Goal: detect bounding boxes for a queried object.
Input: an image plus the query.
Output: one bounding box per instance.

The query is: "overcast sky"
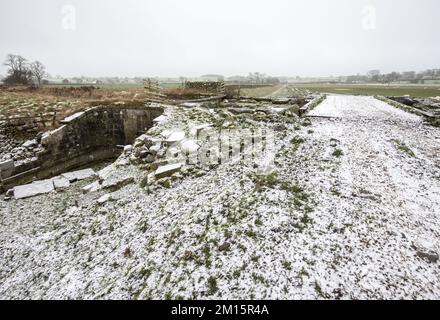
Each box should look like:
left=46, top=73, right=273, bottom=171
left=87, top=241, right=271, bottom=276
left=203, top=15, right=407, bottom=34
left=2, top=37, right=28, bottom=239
left=0, top=0, right=439, bottom=77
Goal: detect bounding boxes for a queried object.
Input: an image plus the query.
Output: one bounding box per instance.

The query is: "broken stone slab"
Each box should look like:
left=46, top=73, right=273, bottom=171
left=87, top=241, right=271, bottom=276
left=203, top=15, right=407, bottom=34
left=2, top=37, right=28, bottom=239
left=22, top=139, right=37, bottom=149
left=180, top=102, right=201, bottom=108
left=103, top=176, right=135, bottom=192
left=153, top=115, right=167, bottom=123
left=166, top=131, right=186, bottom=144
left=41, top=125, right=66, bottom=146
left=62, top=168, right=97, bottom=183
left=61, top=111, right=85, bottom=124
left=180, top=140, right=200, bottom=154
left=14, top=179, right=55, bottom=199
left=190, top=124, right=212, bottom=136
left=98, top=165, right=136, bottom=192
left=82, top=181, right=101, bottom=194
left=53, top=176, right=71, bottom=189
left=149, top=144, right=162, bottom=155
left=124, top=145, right=133, bottom=154
left=155, top=163, right=182, bottom=179
left=97, top=194, right=112, bottom=204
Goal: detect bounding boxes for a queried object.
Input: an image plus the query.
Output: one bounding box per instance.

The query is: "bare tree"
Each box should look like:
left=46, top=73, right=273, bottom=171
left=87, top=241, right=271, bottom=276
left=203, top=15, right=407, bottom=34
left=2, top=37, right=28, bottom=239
left=30, top=61, right=47, bottom=86
left=3, top=54, right=32, bottom=85
left=3, top=54, right=28, bottom=73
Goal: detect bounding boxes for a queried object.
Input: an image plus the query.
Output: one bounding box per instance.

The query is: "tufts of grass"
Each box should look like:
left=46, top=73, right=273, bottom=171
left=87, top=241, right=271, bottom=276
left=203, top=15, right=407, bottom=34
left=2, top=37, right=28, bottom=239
left=290, top=136, right=305, bottom=151
left=392, top=139, right=415, bottom=157
left=254, top=171, right=279, bottom=191
left=207, top=276, right=218, bottom=295
left=282, top=260, right=292, bottom=271
left=332, top=149, right=344, bottom=157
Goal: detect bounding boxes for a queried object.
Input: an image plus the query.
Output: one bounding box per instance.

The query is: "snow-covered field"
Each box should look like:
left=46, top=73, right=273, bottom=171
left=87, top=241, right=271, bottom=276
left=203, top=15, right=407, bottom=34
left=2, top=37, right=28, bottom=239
left=0, top=95, right=439, bottom=300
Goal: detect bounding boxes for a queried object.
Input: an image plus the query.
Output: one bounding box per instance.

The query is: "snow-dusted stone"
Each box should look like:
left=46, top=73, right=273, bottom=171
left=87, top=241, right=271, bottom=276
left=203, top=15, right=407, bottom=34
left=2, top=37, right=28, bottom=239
left=149, top=144, right=161, bottom=155
left=62, top=168, right=96, bottom=182
left=82, top=181, right=101, bottom=194
left=155, top=163, right=182, bottom=179
left=124, top=145, right=133, bottom=154
left=97, top=194, right=111, bottom=204
left=166, top=131, right=186, bottom=144
left=0, top=159, right=14, bottom=176
left=14, top=180, right=55, bottom=199
left=60, top=112, right=85, bottom=124
left=413, top=240, right=439, bottom=263
left=153, top=115, right=167, bottom=123
left=22, top=139, right=37, bottom=149
left=180, top=140, right=200, bottom=154
left=134, top=135, right=156, bottom=149
left=190, top=124, right=212, bottom=136
left=160, top=130, right=172, bottom=138
left=53, top=176, right=70, bottom=189
left=181, top=102, right=201, bottom=108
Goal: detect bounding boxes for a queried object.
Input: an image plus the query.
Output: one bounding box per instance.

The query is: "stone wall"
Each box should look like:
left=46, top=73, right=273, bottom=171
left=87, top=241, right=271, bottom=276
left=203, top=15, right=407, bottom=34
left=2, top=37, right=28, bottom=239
left=0, top=104, right=163, bottom=192
left=184, top=81, right=225, bottom=94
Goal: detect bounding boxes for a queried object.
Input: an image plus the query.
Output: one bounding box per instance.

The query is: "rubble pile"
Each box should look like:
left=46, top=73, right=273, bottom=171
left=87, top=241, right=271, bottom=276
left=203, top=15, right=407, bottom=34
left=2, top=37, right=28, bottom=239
left=0, top=121, right=43, bottom=164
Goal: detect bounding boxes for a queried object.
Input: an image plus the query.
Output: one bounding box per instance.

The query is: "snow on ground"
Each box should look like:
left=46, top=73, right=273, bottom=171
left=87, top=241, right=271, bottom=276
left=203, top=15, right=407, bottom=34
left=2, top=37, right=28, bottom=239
left=0, top=95, right=439, bottom=300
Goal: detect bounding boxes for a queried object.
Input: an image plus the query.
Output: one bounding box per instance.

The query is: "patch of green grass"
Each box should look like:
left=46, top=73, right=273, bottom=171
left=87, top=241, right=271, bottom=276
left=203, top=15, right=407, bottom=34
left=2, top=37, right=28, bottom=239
left=392, top=139, right=415, bottom=157
left=233, top=270, right=241, bottom=279
left=290, top=136, right=305, bottom=151
left=282, top=260, right=292, bottom=271
left=252, top=273, right=267, bottom=285
left=255, top=217, right=263, bottom=226
left=254, top=171, right=279, bottom=190
left=290, top=136, right=305, bottom=145
left=139, top=267, right=152, bottom=279
left=245, top=229, right=258, bottom=239
left=207, top=276, right=218, bottom=295
left=164, top=292, right=173, bottom=300
left=298, top=267, right=309, bottom=278
left=203, top=244, right=212, bottom=268
left=301, top=118, right=312, bottom=127
left=332, top=149, right=344, bottom=157
left=300, top=212, right=313, bottom=225
left=314, top=281, right=324, bottom=297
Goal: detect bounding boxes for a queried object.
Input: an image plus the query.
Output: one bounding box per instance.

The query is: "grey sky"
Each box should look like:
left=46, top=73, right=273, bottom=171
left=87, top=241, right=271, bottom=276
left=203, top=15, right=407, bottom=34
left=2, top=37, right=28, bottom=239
left=0, top=0, right=439, bottom=77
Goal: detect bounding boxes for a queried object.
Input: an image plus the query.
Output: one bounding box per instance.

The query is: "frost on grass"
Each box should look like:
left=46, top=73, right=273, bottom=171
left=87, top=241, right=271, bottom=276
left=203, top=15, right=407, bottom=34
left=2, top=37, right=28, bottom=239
left=1, top=96, right=440, bottom=300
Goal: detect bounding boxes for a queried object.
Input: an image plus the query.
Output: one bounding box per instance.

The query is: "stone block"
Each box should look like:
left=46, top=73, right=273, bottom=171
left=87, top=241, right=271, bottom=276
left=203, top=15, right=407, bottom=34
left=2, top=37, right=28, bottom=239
left=166, top=131, right=186, bottom=144
left=53, top=176, right=71, bottom=189
left=62, top=168, right=96, bottom=182
left=14, top=180, right=55, bottom=199
left=0, top=159, right=15, bottom=179
left=155, top=163, right=182, bottom=179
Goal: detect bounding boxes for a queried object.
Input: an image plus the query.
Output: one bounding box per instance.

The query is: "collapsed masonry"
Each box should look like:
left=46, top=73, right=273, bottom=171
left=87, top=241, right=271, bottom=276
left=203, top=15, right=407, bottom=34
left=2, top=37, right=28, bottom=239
left=2, top=95, right=314, bottom=198
left=0, top=104, right=163, bottom=192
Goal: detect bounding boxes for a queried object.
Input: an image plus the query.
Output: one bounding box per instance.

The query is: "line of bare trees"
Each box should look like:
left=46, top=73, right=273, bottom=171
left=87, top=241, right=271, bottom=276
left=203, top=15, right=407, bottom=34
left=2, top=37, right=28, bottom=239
left=2, top=54, right=48, bottom=86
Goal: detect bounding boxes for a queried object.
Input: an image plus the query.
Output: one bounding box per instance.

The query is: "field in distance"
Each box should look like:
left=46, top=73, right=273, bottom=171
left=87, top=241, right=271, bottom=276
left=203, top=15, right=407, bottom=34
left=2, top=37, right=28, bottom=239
left=290, top=83, right=440, bottom=98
